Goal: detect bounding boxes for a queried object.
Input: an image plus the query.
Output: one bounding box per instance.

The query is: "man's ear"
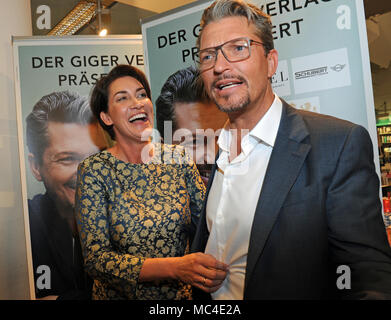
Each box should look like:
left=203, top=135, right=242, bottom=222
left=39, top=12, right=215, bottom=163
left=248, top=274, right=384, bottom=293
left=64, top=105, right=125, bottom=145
left=28, top=153, right=43, bottom=182
left=267, top=49, right=279, bottom=79
left=100, top=111, right=113, bottom=126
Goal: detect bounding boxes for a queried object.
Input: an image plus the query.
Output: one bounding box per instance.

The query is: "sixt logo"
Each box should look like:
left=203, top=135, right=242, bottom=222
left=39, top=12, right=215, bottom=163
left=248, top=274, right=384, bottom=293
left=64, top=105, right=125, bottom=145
left=330, top=64, right=346, bottom=72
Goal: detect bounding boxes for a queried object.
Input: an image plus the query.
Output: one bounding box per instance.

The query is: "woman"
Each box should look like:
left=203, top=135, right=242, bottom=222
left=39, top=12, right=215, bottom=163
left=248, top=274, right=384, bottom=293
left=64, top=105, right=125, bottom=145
left=75, top=65, right=227, bottom=300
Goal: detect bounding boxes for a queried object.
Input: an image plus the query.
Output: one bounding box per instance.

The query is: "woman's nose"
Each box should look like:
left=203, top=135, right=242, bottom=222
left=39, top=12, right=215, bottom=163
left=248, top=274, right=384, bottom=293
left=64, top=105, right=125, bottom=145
left=130, top=97, right=143, bottom=109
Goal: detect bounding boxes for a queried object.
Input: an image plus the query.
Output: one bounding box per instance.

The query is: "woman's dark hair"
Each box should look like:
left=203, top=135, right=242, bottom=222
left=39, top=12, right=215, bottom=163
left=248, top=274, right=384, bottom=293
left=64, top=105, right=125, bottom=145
left=90, top=64, right=152, bottom=140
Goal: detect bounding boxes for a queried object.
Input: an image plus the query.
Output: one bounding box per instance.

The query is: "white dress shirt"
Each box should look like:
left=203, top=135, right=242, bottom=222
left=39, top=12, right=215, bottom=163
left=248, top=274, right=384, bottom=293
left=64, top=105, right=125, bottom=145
left=205, top=94, right=282, bottom=300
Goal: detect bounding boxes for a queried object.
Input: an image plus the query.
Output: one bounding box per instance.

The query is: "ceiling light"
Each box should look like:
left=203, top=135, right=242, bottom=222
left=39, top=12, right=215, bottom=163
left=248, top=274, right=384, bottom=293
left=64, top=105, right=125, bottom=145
left=47, top=0, right=115, bottom=36
left=99, top=28, right=108, bottom=36
left=48, top=1, right=97, bottom=36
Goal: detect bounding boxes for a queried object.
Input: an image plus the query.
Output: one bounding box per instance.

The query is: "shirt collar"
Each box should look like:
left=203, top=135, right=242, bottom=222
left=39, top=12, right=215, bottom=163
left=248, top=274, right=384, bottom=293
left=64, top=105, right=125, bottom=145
left=249, top=94, right=282, bottom=147
left=217, top=94, right=283, bottom=152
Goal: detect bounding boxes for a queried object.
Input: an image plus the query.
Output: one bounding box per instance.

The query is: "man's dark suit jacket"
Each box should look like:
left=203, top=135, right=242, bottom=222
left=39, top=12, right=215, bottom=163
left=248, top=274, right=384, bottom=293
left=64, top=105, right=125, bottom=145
left=191, top=100, right=391, bottom=299
left=29, top=193, right=92, bottom=299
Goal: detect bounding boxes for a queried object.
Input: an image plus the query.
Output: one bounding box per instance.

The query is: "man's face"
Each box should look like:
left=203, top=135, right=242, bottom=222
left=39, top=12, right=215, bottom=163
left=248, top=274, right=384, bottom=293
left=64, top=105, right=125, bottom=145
left=29, top=122, right=107, bottom=216
left=199, top=16, right=278, bottom=116
left=174, top=101, right=227, bottom=181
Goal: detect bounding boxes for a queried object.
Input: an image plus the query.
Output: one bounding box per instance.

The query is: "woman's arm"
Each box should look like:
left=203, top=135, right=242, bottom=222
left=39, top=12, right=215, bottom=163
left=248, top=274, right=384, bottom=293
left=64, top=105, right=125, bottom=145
left=75, top=159, right=146, bottom=296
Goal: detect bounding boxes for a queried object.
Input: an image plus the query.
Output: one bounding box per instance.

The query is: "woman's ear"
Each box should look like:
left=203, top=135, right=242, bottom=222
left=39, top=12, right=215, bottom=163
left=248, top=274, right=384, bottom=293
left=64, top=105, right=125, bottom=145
left=100, top=111, right=113, bottom=126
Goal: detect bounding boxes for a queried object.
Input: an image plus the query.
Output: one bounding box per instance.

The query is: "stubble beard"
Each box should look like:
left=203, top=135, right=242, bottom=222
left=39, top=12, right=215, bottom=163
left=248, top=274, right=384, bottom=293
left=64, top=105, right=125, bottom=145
left=214, top=93, right=250, bottom=114
left=210, top=75, right=251, bottom=114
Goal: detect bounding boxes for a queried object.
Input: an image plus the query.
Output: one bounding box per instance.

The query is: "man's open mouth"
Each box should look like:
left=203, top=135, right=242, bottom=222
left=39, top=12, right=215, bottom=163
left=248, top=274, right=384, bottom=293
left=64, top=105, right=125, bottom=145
left=214, top=76, right=245, bottom=91
left=217, top=81, right=243, bottom=90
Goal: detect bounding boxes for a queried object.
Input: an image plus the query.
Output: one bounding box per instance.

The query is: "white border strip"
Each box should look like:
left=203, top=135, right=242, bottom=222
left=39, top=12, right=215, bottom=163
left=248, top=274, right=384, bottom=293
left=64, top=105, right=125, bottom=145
left=12, top=40, right=36, bottom=300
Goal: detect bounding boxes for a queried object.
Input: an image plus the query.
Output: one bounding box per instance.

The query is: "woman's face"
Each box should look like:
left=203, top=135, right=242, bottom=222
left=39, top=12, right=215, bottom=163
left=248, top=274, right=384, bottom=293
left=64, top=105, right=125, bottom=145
left=100, top=76, right=154, bottom=144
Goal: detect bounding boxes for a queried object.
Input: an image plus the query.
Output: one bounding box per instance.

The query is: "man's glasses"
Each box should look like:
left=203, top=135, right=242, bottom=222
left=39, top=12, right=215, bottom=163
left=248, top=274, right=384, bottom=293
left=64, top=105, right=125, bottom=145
left=195, top=37, right=264, bottom=72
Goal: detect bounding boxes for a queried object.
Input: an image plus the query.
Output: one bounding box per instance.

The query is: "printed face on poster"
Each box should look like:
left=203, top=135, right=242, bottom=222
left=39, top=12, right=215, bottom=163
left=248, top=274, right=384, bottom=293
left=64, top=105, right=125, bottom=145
left=13, top=35, right=144, bottom=299
left=141, top=0, right=378, bottom=174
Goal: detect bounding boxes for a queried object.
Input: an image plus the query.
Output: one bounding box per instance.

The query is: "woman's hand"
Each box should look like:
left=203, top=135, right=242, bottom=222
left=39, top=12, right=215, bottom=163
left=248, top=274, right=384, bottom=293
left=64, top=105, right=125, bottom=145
left=171, top=252, right=229, bottom=293
left=139, top=253, right=228, bottom=293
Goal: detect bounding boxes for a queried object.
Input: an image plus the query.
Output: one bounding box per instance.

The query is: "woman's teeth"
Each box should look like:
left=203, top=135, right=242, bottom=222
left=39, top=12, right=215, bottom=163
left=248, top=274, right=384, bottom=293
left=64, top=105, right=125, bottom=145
left=129, top=113, right=147, bottom=122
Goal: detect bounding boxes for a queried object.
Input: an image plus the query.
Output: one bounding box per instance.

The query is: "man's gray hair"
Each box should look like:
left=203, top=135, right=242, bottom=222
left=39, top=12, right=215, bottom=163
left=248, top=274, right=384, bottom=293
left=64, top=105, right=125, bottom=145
left=26, top=90, right=96, bottom=164
left=197, top=0, right=274, bottom=55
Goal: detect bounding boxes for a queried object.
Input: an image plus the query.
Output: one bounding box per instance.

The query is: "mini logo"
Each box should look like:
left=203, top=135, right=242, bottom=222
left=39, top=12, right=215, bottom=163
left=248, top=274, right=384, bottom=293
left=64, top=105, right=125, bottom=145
left=330, top=64, right=346, bottom=72
left=295, top=66, right=328, bottom=80
left=291, top=48, right=351, bottom=94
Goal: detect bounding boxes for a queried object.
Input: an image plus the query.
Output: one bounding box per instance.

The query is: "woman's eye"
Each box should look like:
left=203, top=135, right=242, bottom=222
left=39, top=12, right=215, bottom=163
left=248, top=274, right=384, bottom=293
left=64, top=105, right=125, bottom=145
left=116, top=96, right=127, bottom=102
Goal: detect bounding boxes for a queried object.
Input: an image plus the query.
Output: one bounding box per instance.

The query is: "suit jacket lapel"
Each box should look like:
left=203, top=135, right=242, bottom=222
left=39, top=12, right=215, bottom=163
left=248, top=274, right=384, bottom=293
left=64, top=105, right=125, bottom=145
left=244, top=102, right=312, bottom=292
left=191, top=161, right=218, bottom=252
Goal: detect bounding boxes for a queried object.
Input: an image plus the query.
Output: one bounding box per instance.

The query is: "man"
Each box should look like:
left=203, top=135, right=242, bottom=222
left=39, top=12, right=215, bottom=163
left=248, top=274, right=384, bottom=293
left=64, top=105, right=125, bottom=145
left=156, top=66, right=227, bottom=184
left=191, top=0, right=391, bottom=299
left=26, top=91, right=108, bottom=299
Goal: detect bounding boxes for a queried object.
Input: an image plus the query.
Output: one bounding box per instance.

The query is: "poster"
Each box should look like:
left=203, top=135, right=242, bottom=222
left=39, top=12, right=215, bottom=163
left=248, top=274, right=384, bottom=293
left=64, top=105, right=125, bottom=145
left=13, top=35, right=144, bottom=299
left=142, top=0, right=212, bottom=108
left=141, top=0, right=378, bottom=176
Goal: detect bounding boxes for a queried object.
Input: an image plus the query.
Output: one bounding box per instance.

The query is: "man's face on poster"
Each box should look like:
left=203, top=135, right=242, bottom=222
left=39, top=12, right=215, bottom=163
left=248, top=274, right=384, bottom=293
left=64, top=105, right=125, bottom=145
left=174, top=101, right=227, bottom=181
left=29, top=121, right=107, bottom=217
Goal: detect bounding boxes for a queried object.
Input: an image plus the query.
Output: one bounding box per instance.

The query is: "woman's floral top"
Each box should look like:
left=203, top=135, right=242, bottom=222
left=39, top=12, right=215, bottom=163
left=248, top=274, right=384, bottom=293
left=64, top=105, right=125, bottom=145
left=75, top=143, right=205, bottom=300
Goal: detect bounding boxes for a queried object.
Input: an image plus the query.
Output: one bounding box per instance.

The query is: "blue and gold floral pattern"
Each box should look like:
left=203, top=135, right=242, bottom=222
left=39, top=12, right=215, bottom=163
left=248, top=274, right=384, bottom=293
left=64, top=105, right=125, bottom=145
left=75, top=143, right=205, bottom=300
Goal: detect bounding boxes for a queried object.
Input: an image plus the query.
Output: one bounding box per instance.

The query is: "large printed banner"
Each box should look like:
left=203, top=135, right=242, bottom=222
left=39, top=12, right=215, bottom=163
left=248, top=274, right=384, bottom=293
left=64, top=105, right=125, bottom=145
left=141, top=0, right=378, bottom=172
left=14, top=35, right=144, bottom=198
left=13, top=35, right=144, bottom=299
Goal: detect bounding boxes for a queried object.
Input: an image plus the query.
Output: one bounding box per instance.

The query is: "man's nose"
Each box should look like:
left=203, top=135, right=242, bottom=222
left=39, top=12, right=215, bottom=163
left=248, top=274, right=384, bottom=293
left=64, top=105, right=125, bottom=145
left=213, top=49, right=231, bottom=73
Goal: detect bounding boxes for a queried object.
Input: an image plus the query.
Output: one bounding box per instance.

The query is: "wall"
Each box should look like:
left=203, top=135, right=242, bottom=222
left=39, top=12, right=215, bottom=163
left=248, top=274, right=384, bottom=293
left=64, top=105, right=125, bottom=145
left=78, top=2, right=156, bottom=35
left=372, top=63, right=391, bottom=114
left=0, top=0, right=34, bottom=299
